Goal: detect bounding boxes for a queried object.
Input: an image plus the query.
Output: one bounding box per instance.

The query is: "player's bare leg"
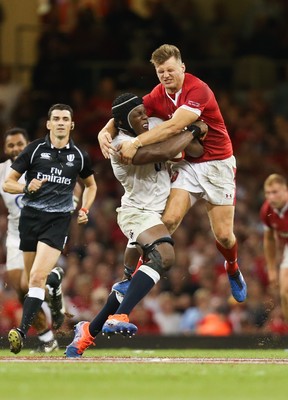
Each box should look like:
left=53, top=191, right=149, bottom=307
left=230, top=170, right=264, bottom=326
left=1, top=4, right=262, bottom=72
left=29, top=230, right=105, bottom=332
left=207, top=203, right=247, bottom=302
left=162, top=188, right=192, bottom=234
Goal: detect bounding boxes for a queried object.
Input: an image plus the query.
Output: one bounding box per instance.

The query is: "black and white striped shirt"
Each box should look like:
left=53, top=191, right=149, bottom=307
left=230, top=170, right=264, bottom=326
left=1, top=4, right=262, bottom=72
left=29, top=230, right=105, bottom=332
left=11, top=135, right=94, bottom=213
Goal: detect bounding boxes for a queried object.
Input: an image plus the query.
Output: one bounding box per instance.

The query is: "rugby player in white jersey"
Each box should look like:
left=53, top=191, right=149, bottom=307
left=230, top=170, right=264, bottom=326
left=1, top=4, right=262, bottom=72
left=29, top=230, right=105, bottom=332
left=65, top=93, right=207, bottom=357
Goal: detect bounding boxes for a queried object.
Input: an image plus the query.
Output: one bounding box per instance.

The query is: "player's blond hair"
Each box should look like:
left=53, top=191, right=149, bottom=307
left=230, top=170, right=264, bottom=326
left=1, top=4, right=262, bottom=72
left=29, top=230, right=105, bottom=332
left=150, top=44, right=182, bottom=67
left=264, top=173, right=287, bottom=188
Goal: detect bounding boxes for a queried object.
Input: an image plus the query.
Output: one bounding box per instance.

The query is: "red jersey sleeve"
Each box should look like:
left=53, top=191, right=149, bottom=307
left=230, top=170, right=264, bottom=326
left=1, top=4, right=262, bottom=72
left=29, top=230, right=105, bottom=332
left=260, top=200, right=288, bottom=244
left=143, top=73, right=233, bottom=162
left=260, top=201, right=272, bottom=228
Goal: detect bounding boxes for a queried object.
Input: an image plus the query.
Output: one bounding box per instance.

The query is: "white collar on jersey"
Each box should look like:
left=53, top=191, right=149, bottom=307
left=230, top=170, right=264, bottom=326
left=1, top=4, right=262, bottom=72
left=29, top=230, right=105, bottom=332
left=50, top=142, right=71, bottom=149
left=165, top=88, right=182, bottom=106
left=273, top=202, right=288, bottom=218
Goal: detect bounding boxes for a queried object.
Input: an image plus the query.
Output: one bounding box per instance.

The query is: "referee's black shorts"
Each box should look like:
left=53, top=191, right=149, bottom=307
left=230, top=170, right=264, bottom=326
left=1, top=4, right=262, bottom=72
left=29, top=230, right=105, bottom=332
left=19, top=206, right=72, bottom=252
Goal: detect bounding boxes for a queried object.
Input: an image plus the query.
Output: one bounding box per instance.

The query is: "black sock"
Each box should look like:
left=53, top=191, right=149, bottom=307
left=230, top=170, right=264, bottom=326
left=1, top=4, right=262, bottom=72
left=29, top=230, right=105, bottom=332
left=19, top=297, right=44, bottom=336
left=89, top=291, right=120, bottom=337
left=116, top=270, right=155, bottom=315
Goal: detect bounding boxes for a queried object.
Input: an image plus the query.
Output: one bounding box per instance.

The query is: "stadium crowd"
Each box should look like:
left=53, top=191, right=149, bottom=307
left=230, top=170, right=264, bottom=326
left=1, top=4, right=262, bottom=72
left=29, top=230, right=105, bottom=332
left=0, top=0, right=288, bottom=337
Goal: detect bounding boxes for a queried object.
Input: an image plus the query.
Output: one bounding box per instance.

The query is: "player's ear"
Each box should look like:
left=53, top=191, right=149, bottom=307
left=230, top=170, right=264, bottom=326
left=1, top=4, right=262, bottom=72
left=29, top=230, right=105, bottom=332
left=46, top=120, right=51, bottom=130
left=71, top=122, right=75, bottom=130
left=182, top=63, right=186, bottom=73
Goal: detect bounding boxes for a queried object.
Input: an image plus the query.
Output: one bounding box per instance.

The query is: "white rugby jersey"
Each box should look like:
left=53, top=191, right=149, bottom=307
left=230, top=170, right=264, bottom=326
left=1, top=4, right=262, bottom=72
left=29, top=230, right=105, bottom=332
left=110, top=117, right=171, bottom=213
left=0, top=159, right=25, bottom=245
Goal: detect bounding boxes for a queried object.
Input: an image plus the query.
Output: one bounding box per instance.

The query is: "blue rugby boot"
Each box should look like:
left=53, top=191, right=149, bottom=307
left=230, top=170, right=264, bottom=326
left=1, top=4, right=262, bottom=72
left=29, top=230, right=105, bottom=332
left=102, top=314, right=138, bottom=338
left=112, top=279, right=131, bottom=296
left=225, top=262, right=247, bottom=302
left=65, top=321, right=95, bottom=358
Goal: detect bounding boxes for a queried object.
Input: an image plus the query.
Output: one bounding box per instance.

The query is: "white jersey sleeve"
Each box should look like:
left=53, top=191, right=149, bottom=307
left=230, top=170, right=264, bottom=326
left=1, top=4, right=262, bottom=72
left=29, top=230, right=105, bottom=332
left=110, top=119, right=170, bottom=213
left=0, top=159, right=25, bottom=245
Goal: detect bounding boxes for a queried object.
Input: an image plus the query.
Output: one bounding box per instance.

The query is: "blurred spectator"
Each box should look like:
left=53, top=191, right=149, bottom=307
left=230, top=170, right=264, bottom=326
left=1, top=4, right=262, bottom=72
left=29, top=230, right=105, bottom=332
left=262, top=305, right=288, bottom=335
left=69, top=5, right=108, bottom=61
left=245, top=280, right=270, bottom=330
left=180, top=288, right=213, bottom=335
left=164, top=0, right=205, bottom=60
left=90, top=286, right=109, bottom=317
left=128, top=0, right=181, bottom=63
left=161, top=265, right=199, bottom=313
left=103, top=0, right=141, bottom=61
left=31, top=18, right=75, bottom=112
left=1, top=0, right=288, bottom=339
left=0, top=288, right=22, bottom=334
left=66, top=273, right=94, bottom=323
left=75, top=76, right=117, bottom=161
left=130, top=301, right=160, bottom=335
left=195, top=304, right=233, bottom=336
left=153, top=292, right=182, bottom=335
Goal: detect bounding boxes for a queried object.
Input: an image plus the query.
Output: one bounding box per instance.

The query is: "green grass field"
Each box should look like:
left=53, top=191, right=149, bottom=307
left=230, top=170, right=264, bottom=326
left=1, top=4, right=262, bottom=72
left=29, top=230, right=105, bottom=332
left=1, top=349, right=288, bottom=400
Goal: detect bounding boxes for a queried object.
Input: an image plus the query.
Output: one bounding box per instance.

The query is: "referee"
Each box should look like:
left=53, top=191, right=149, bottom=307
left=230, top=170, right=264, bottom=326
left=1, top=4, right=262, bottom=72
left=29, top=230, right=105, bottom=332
left=3, top=103, right=97, bottom=354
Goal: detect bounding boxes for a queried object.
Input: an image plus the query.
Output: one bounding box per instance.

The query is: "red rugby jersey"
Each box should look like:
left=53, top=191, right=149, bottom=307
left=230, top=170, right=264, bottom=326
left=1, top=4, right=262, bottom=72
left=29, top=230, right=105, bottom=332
left=143, top=73, right=233, bottom=163
left=260, top=200, right=288, bottom=244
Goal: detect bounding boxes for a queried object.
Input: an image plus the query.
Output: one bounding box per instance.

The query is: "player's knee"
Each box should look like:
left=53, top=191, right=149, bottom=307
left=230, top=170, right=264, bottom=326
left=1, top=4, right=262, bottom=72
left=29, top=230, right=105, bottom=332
left=162, top=214, right=181, bottom=235
left=135, top=237, right=175, bottom=276
left=160, top=246, right=175, bottom=271
left=214, top=230, right=235, bottom=249
left=217, top=238, right=231, bottom=249
left=29, top=270, right=47, bottom=288
left=146, top=244, right=175, bottom=275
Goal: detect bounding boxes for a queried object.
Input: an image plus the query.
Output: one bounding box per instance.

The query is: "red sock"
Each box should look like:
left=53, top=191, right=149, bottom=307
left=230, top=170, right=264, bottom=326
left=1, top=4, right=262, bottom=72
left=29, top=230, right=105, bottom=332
left=216, top=240, right=239, bottom=275
left=132, top=256, right=143, bottom=277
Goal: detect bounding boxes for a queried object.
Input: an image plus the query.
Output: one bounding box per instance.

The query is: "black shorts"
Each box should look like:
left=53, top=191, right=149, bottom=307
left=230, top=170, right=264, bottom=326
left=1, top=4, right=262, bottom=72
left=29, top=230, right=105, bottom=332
left=19, top=206, right=72, bottom=252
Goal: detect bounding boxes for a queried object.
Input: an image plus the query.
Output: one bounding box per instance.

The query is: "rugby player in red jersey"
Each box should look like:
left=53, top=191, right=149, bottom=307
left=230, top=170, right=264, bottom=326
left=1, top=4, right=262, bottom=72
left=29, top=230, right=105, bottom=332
left=98, top=44, right=247, bottom=303
left=260, top=174, right=288, bottom=320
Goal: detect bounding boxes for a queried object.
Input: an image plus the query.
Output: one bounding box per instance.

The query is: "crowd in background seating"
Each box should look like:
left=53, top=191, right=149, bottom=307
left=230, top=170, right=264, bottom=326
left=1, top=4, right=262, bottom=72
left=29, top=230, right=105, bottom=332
left=0, top=0, right=288, bottom=336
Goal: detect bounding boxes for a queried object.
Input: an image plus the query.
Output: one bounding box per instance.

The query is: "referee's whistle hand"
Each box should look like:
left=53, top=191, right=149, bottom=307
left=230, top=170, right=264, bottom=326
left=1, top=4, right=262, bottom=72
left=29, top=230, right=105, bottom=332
left=77, top=211, right=88, bottom=225
left=28, top=178, right=48, bottom=192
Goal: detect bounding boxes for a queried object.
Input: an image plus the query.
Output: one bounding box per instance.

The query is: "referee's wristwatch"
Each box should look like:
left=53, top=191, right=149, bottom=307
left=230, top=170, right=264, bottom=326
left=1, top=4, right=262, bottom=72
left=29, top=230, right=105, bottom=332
left=23, top=184, right=35, bottom=195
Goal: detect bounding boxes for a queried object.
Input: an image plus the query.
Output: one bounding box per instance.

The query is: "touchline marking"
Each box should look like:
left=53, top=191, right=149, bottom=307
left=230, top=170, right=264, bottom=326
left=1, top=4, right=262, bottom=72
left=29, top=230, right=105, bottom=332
left=1, top=357, right=288, bottom=364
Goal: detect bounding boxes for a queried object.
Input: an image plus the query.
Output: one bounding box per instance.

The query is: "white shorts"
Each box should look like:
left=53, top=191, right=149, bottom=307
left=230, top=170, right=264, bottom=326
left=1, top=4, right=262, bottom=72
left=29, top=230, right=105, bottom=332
left=170, top=156, right=236, bottom=205
left=117, top=207, right=164, bottom=242
left=280, top=244, right=288, bottom=269
left=6, top=245, right=24, bottom=271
